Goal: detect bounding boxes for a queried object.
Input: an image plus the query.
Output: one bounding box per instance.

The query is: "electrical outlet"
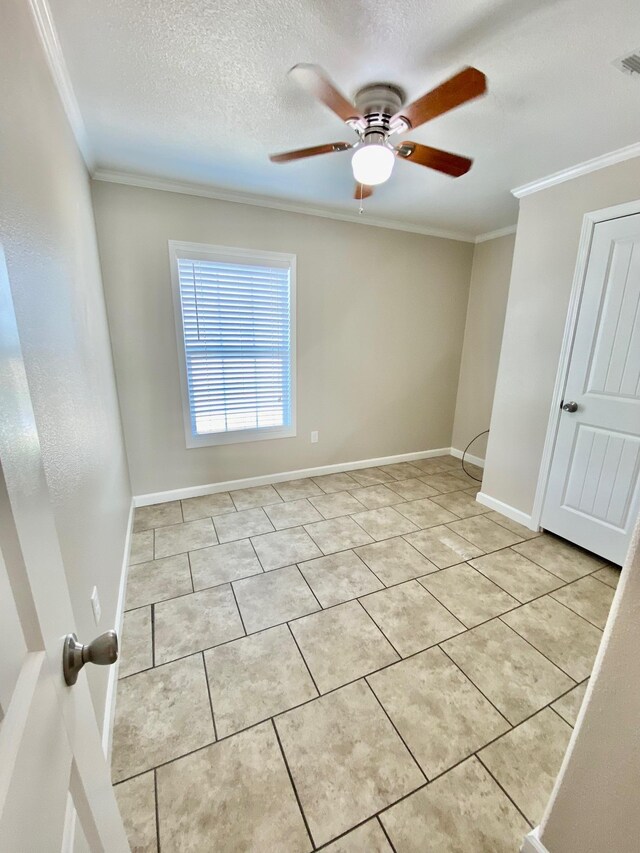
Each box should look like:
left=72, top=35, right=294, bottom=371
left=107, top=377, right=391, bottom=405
left=311, top=430, right=319, bottom=443
left=90, top=586, right=101, bottom=625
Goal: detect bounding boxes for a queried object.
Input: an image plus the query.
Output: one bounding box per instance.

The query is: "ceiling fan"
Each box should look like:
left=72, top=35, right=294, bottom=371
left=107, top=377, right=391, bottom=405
left=269, top=64, right=486, bottom=199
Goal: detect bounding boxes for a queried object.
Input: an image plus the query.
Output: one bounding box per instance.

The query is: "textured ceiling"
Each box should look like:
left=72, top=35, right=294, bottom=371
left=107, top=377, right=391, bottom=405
left=49, top=0, right=640, bottom=237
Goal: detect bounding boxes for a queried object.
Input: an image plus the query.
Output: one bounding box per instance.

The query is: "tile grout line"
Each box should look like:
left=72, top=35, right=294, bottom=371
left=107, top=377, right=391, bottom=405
left=548, top=703, right=576, bottom=728
left=271, top=719, right=317, bottom=850
left=194, top=565, right=263, bottom=594
left=150, top=603, right=156, bottom=669
left=362, top=677, right=428, bottom=784
left=347, top=507, right=417, bottom=542
left=201, top=651, right=218, bottom=741
left=154, top=767, right=162, bottom=853
left=185, top=551, right=195, bottom=593
left=438, top=521, right=528, bottom=560
left=263, top=499, right=325, bottom=531
left=547, top=589, right=610, bottom=631
left=354, top=597, right=404, bottom=660
left=295, top=564, right=324, bottom=612
left=286, top=622, right=321, bottom=697
left=213, top=507, right=276, bottom=545
left=510, top=546, right=601, bottom=582
left=437, top=645, right=514, bottom=727
left=475, top=752, right=534, bottom=829
left=589, top=567, right=620, bottom=588
left=229, top=581, right=248, bottom=636
left=496, top=615, right=584, bottom=682
left=348, top=554, right=388, bottom=590
left=415, top=571, right=520, bottom=631
left=311, top=810, right=399, bottom=852
left=377, top=815, right=398, bottom=852
left=510, top=540, right=608, bottom=582
left=246, top=535, right=268, bottom=575
left=467, top=551, right=564, bottom=600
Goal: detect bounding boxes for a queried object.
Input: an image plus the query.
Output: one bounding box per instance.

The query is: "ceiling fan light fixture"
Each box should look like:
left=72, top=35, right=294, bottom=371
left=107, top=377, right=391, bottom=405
left=351, top=143, right=395, bottom=186
left=271, top=65, right=486, bottom=197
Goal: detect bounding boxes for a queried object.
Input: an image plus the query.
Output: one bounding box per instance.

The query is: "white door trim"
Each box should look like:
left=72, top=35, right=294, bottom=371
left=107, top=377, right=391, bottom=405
left=531, top=198, right=640, bottom=530
left=101, top=498, right=134, bottom=760
left=520, top=827, right=550, bottom=853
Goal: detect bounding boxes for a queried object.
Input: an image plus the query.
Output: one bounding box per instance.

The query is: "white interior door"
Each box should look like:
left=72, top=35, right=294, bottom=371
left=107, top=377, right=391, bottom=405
left=0, top=249, right=129, bottom=851
left=542, top=212, right=640, bottom=565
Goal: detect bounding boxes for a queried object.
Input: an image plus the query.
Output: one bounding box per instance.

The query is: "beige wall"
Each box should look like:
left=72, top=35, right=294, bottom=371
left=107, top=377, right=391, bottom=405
left=538, top=517, right=640, bottom=853
left=91, top=181, right=474, bottom=496
left=452, top=233, right=515, bottom=460
left=1, top=0, right=131, bottom=723
left=483, top=157, right=640, bottom=517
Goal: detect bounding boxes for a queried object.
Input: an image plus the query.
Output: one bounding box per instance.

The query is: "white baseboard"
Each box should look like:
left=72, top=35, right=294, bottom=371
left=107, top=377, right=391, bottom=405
left=520, top=828, right=549, bottom=853
left=450, top=447, right=485, bottom=468
left=133, top=447, right=452, bottom=507
left=101, top=497, right=134, bottom=760
left=476, top=491, right=539, bottom=531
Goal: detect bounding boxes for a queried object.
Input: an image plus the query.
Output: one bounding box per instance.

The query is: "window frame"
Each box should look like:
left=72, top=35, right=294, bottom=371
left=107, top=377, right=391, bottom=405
left=169, top=240, right=297, bottom=449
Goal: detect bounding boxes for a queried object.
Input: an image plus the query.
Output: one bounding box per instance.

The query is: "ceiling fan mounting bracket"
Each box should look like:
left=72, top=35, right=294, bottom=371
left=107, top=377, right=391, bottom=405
left=396, top=143, right=415, bottom=158
left=354, top=82, right=405, bottom=116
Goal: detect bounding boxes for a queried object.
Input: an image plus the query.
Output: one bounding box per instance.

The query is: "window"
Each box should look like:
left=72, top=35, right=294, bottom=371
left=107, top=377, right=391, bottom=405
left=170, top=241, right=296, bottom=447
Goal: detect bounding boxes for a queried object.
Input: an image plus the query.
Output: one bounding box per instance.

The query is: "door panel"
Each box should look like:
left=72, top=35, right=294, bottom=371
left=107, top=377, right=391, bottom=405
left=0, top=248, right=128, bottom=850
left=542, top=213, right=640, bottom=564
left=563, top=426, right=640, bottom=527
left=0, top=654, right=71, bottom=851
left=586, top=237, right=640, bottom=397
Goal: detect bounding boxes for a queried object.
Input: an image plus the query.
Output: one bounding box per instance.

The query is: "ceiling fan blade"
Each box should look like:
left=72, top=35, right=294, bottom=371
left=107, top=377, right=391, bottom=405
left=270, top=142, right=352, bottom=163
left=289, top=63, right=362, bottom=123
left=395, top=142, right=473, bottom=177
left=354, top=183, right=374, bottom=200
left=392, top=67, right=486, bottom=130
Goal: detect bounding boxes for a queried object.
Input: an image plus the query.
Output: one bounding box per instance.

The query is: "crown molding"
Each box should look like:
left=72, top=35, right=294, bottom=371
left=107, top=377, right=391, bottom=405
left=474, top=224, right=517, bottom=243
left=511, top=142, right=640, bottom=198
left=91, top=169, right=477, bottom=242
left=27, top=0, right=94, bottom=170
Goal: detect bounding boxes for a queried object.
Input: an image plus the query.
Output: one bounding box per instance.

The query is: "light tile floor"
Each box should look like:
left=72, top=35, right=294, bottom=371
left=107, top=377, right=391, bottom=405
left=113, top=455, right=619, bottom=852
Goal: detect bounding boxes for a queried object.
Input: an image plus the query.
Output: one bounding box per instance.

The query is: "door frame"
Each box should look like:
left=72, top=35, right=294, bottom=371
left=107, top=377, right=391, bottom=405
left=532, top=197, right=640, bottom=530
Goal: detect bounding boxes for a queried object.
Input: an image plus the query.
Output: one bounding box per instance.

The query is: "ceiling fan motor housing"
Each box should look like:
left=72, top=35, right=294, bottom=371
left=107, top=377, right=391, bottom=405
left=353, top=83, right=406, bottom=143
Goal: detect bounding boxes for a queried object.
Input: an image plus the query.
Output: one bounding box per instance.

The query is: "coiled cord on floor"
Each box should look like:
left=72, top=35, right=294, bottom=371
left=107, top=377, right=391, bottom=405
left=461, top=429, right=489, bottom=481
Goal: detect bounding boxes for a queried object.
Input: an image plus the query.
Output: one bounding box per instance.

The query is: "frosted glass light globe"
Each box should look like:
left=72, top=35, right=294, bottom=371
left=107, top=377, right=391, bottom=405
left=351, top=144, right=395, bottom=186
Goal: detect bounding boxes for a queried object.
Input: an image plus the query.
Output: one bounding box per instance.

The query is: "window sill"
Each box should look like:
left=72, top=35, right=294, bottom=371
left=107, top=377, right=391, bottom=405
left=185, top=425, right=296, bottom=448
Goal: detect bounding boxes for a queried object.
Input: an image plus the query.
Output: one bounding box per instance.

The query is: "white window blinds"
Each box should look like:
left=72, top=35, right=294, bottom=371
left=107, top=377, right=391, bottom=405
left=175, top=253, right=293, bottom=441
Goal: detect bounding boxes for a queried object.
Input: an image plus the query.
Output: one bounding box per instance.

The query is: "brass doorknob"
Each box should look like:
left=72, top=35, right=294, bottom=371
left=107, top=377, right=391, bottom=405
left=63, top=630, right=118, bottom=686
